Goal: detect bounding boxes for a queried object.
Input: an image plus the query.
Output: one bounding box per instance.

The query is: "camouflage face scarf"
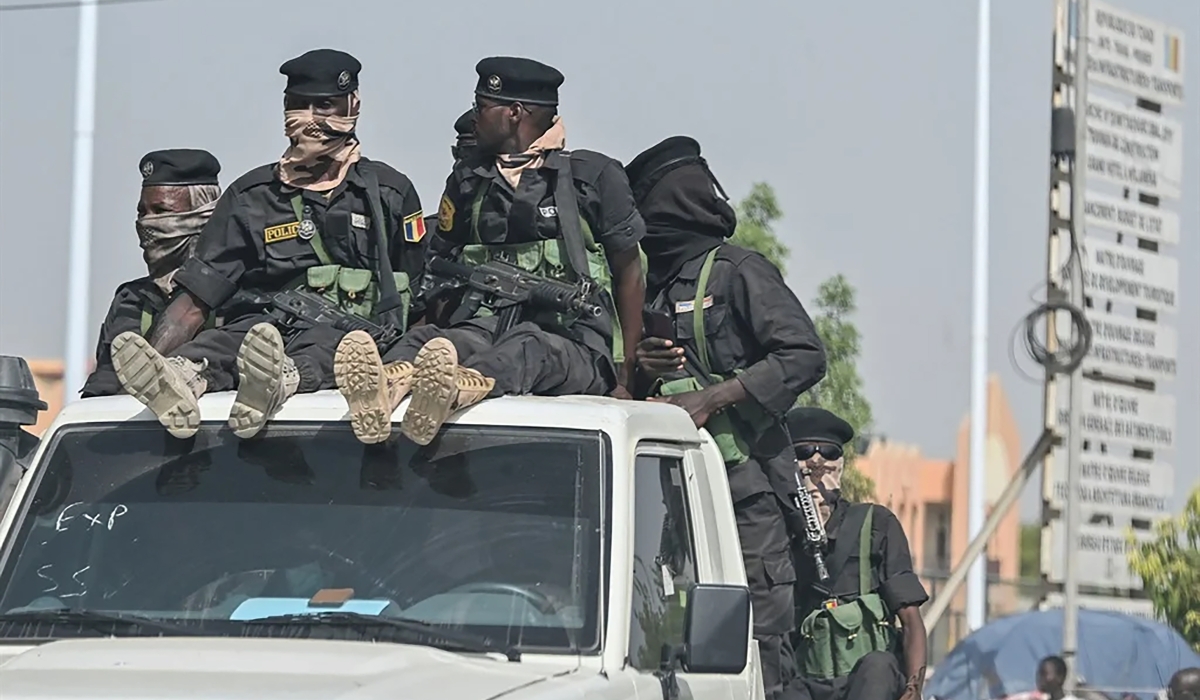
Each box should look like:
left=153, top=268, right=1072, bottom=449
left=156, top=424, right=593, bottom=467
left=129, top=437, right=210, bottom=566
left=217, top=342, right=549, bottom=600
left=278, top=91, right=362, bottom=192
left=496, top=116, right=566, bottom=188
left=800, top=454, right=845, bottom=524
left=136, top=184, right=222, bottom=295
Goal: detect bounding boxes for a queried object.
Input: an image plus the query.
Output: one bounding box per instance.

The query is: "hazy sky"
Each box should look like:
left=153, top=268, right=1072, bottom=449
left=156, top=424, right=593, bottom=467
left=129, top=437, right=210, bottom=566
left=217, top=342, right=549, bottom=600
left=0, top=0, right=1196, bottom=522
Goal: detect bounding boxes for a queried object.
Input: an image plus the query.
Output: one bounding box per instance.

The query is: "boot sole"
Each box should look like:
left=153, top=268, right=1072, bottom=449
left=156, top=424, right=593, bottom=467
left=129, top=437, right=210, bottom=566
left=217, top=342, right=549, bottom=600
left=112, top=333, right=201, bottom=439
left=229, top=324, right=286, bottom=439
left=334, top=331, right=392, bottom=444
left=401, top=338, right=458, bottom=446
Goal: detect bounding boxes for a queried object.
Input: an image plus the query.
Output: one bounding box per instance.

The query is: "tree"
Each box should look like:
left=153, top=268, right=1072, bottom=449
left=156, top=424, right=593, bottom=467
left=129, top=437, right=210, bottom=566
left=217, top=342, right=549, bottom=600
left=1127, top=486, right=1200, bottom=652
left=731, top=183, right=876, bottom=502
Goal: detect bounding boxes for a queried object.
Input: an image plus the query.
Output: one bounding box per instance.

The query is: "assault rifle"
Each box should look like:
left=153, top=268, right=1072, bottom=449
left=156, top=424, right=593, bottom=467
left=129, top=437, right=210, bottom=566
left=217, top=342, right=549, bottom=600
left=429, top=257, right=603, bottom=340
left=268, top=288, right=402, bottom=349
left=794, top=468, right=831, bottom=582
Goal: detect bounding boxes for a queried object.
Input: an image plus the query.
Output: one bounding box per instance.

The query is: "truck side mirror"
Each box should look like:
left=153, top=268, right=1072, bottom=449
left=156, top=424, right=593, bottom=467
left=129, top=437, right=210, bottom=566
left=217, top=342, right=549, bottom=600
left=680, top=583, right=751, bottom=674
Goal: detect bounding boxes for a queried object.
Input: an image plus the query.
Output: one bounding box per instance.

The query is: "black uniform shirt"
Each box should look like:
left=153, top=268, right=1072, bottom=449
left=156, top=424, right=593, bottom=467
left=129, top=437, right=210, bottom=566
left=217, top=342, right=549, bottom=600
left=793, top=501, right=930, bottom=619
left=81, top=277, right=168, bottom=398
left=647, top=244, right=827, bottom=503
left=430, top=149, right=645, bottom=366
left=174, top=158, right=427, bottom=319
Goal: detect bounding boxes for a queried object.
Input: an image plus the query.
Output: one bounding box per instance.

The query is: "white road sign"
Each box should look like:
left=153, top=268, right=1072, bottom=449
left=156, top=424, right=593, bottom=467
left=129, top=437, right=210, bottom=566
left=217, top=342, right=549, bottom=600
left=1086, top=96, right=1183, bottom=198
left=1085, top=191, right=1181, bottom=245
left=1040, top=592, right=1156, bottom=620
left=1045, top=520, right=1154, bottom=589
left=1056, top=380, right=1176, bottom=450
left=1088, top=1, right=1186, bottom=105
left=1081, top=237, right=1179, bottom=314
left=1084, top=311, right=1178, bottom=381
left=1051, top=454, right=1175, bottom=518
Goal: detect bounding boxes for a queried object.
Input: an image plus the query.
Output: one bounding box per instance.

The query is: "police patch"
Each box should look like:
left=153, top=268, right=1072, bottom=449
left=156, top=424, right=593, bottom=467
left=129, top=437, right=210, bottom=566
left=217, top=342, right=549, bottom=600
left=351, top=212, right=369, bottom=229
left=264, top=222, right=300, bottom=244
left=437, top=195, right=455, bottom=232
left=674, top=296, right=714, bottom=314
left=403, top=212, right=427, bottom=243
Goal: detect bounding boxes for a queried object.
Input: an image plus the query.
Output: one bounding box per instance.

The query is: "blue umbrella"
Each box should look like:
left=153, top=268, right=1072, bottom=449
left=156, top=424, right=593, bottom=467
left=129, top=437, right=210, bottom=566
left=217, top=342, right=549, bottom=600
left=925, top=609, right=1200, bottom=700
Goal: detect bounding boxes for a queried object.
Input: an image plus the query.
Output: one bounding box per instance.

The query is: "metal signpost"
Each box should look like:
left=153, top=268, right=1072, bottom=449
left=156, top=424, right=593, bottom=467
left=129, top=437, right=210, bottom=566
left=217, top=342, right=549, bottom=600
left=1041, top=0, right=1185, bottom=688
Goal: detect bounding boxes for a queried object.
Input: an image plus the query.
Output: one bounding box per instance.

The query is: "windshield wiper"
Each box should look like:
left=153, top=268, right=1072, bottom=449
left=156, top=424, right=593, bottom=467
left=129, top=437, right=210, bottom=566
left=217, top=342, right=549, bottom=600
left=0, top=608, right=203, bottom=637
left=241, top=611, right=521, bottom=661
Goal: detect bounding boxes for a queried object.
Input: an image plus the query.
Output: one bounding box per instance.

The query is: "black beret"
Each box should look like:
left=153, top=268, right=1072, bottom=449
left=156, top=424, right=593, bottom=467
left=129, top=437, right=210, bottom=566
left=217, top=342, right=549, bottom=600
left=625, top=136, right=705, bottom=203
left=454, top=109, right=476, bottom=139
left=475, top=56, right=563, bottom=107
left=139, top=149, right=220, bottom=187
left=786, top=407, right=855, bottom=446
left=279, top=48, right=361, bottom=97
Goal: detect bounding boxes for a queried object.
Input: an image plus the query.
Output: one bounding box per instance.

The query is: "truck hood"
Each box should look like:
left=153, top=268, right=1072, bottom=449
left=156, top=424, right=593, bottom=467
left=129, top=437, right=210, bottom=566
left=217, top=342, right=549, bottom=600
left=0, top=638, right=578, bottom=699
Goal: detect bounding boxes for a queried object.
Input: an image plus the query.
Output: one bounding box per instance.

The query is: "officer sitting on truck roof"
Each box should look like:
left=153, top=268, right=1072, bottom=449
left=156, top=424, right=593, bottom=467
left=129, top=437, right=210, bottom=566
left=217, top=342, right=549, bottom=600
left=785, top=406, right=928, bottom=700
left=110, top=48, right=428, bottom=441
left=332, top=56, right=646, bottom=447
left=81, top=149, right=223, bottom=399
left=625, top=135, right=827, bottom=700
left=423, top=110, right=479, bottom=259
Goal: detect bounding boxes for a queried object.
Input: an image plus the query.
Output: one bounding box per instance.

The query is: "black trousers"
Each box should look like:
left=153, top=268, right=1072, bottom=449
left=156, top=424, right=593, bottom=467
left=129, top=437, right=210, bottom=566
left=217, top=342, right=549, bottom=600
left=172, top=315, right=346, bottom=394
left=785, top=652, right=905, bottom=700
left=735, top=491, right=799, bottom=700
left=380, top=318, right=612, bottom=398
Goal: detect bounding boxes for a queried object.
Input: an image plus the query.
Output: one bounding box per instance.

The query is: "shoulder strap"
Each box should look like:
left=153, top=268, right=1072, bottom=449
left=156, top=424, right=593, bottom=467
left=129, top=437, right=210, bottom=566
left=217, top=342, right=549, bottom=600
left=289, top=195, right=335, bottom=266
left=823, top=504, right=871, bottom=596
left=858, top=506, right=875, bottom=597
left=469, top=179, right=492, bottom=245
left=361, top=170, right=404, bottom=325
left=548, top=151, right=594, bottom=285
left=691, top=248, right=720, bottom=373
left=140, top=307, right=153, bottom=335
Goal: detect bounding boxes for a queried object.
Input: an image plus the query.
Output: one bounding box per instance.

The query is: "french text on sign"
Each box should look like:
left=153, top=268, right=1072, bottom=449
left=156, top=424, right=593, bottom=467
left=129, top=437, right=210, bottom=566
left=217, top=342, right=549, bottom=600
left=1056, top=380, right=1176, bottom=450
left=1085, top=96, right=1183, bottom=199
left=1085, top=191, right=1181, bottom=244
left=1040, top=593, right=1155, bottom=620
left=1087, top=0, right=1186, bottom=106
left=1045, top=520, right=1154, bottom=589
left=1083, top=311, right=1178, bottom=381
left=1051, top=453, right=1174, bottom=502
left=1081, top=237, right=1179, bottom=314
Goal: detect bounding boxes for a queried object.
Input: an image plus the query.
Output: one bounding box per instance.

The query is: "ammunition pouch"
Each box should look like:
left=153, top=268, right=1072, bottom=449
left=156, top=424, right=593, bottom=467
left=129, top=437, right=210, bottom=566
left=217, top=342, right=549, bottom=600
left=302, top=265, right=411, bottom=330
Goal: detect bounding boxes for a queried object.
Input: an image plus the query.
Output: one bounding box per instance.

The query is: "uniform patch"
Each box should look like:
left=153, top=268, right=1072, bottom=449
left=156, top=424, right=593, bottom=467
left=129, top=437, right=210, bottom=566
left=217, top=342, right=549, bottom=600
left=351, top=212, right=370, bottom=229
left=538, top=205, right=558, bottom=218
left=674, top=296, right=714, bottom=314
left=403, top=212, right=427, bottom=243
left=265, top=222, right=300, bottom=244
left=437, top=195, right=455, bottom=232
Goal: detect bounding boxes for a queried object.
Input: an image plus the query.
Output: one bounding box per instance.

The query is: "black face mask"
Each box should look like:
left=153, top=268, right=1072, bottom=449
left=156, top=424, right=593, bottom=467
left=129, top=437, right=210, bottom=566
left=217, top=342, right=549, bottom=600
left=635, top=163, right=737, bottom=290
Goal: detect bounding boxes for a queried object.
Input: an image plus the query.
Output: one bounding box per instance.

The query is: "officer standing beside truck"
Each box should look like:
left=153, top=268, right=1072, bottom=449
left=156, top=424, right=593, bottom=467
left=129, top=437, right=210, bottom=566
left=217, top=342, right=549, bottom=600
left=333, top=56, right=646, bottom=447
left=111, top=48, right=428, bottom=441
left=626, top=135, right=827, bottom=700
left=785, top=406, right=928, bottom=700
left=82, top=149, right=223, bottom=398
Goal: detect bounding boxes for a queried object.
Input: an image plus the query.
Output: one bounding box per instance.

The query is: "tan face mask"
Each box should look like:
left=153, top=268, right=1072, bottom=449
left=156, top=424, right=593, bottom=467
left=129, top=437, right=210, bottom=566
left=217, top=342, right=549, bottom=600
left=278, top=92, right=362, bottom=192
left=496, top=116, right=566, bottom=188
left=135, top=184, right=221, bottom=295
left=800, top=454, right=845, bottom=524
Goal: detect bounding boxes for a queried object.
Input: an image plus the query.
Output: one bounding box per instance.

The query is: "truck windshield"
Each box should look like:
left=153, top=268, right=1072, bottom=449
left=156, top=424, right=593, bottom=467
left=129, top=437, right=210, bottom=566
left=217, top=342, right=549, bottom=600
left=0, top=423, right=607, bottom=652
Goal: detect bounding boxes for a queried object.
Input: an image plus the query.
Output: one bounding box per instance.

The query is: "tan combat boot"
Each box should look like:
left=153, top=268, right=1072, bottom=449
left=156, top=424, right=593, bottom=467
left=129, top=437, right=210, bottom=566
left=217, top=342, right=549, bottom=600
left=401, top=338, right=496, bottom=446
left=228, top=323, right=300, bottom=439
left=335, top=330, right=415, bottom=444
left=112, top=331, right=209, bottom=439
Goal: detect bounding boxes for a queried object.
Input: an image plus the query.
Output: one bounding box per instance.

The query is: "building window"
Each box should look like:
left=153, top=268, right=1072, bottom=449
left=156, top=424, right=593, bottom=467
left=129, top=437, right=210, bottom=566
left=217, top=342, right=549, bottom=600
left=627, top=454, right=697, bottom=672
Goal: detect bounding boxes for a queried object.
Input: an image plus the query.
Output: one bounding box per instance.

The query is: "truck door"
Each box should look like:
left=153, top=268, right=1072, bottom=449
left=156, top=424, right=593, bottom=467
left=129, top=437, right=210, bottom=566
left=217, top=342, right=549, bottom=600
left=628, top=449, right=735, bottom=700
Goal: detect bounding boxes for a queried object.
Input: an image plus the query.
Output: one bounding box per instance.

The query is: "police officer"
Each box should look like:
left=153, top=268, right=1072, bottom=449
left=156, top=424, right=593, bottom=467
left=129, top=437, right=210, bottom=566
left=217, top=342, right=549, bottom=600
left=423, top=110, right=479, bottom=241
left=626, top=135, right=827, bottom=700
left=786, top=406, right=928, bottom=700
left=81, top=149, right=222, bottom=398
left=333, top=56, right=646, bottom=446
left=112, top=48, right=427, bottom=440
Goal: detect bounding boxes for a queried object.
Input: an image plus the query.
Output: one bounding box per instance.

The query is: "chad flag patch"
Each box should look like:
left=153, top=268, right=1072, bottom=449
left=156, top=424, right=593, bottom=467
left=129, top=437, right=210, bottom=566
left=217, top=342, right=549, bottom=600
left=403, top=212, right=427, bottom=243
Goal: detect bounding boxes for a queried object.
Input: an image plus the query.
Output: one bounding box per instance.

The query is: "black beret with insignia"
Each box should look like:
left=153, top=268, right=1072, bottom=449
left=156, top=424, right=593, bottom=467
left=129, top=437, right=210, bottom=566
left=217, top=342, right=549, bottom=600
left=139, top=148, right=221, bottom=187
left=454, top=109, right=476, bottom=140
left=624, top=136, right=704, bottom=203
left=474, top=56, right=564, bottom=107
left=279, top=48, right=361, bottom=97
left=786, top=407, right=855, bottom=447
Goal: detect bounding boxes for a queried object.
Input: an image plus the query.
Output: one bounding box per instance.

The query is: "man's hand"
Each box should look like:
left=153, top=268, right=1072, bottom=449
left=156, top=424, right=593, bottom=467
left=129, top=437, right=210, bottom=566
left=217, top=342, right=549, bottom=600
left=636, top=337, right=685, bottom=380
left=610, top=384, right=634, bottom=400
left=649, top=390, right=715, bottom=428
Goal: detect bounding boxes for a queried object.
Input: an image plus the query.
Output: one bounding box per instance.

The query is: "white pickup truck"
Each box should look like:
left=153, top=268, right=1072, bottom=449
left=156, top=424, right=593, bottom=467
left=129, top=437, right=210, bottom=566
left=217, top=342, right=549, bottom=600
left=0, top=361, right=769, bottom=699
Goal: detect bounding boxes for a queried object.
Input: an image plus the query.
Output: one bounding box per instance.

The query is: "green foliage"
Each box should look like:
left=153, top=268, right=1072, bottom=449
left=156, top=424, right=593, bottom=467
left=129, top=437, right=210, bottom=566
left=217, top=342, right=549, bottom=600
left=1127, top=486, right=1200, bottom=652
left=729, top=184, right=876, bottom=503
left=1020, top=524, right=1042, bottom=579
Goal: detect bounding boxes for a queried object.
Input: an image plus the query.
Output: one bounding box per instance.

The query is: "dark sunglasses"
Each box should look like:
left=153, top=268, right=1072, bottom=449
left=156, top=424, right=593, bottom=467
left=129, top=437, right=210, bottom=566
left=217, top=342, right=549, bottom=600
left=795, top=444, right=843, bottom=461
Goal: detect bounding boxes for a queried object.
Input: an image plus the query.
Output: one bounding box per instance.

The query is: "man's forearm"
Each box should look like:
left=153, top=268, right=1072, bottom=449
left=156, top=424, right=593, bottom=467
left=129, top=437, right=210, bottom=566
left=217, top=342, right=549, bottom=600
left=899, top=607, right=928, bottom=695
left=612, top=250, right=645, bottom=387
left=148, top=292, right=210, bottom=355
